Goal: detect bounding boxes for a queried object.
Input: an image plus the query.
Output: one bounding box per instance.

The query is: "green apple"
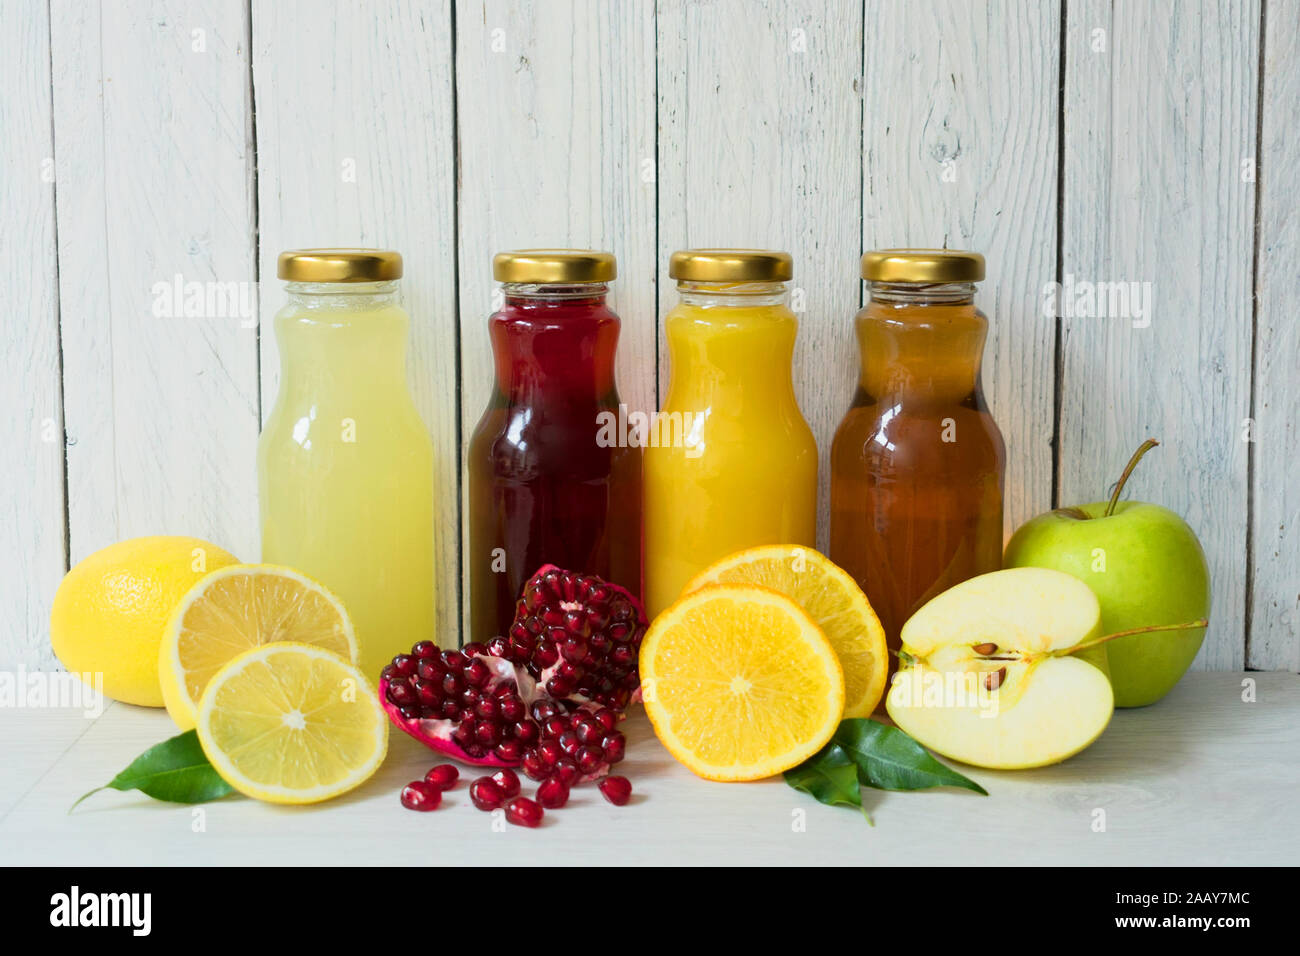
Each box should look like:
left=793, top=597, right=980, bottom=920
left=1004, top=440, right=1211, bottom=707
left=886, top=568, right=1114, bottom=769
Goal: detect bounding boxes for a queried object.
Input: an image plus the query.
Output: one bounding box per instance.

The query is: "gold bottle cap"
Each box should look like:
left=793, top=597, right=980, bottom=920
left=669, top=249, right=793, bottom=282
left=861, top=249, right=985, bottom=283
left=492, top=250, right=616, bottom=283
left=277, top=249, right=403, bottom=282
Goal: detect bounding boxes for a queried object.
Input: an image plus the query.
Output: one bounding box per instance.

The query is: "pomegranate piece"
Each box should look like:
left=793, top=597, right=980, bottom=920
left=470, top=777, right=506, bottom=811
left=495, top=565, right=648, bottom=711
left=598, top=776, right=632, bottom=806
left=505, top=797, right=545, bottom=828
left=424, top=764, right=459, bottom=790
left=490, top=768, right=521, bottom=798
left=536, top=776, right=570, bottom=809
left=401, top=781, right=443, bottom=811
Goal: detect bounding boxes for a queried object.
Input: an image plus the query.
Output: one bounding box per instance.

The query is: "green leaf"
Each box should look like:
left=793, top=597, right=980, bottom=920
left=783, top=743, right=872, bottom=822
left=832, top=719, right=988, bottom=795
left=71, top=730, right=234, bottom=811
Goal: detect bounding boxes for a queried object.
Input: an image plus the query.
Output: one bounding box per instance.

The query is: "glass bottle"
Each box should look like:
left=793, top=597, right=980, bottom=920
left=259, top=249, right=436, bottom=682
left=643, top=249, right=818, bottom=618
left=467, top=250, right=642, bottom=643
left=830, top=249, right=1005, bottom=674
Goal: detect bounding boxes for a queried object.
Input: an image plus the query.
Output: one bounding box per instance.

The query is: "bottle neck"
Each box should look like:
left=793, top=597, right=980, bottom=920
left=277, top=280, right=410, bottom=390
left=857, top=281, right=987, bottom=401
left=665, top=281, right=799, bottom=409
left=491, top=283, right=619, bottom=400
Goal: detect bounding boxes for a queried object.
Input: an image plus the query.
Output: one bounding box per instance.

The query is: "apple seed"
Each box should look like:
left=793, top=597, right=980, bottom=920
left=972, top=642, right=998, bottom=655
left=984, top=667, right=1007, bottom=691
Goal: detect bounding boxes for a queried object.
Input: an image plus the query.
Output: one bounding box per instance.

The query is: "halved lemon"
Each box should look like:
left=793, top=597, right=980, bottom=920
left=196, top=642, right=387, bottom=804
left=160, top=564, right=358, bottom=731
left=640, top=585, right=844, bottom=781
left=686, top=545, right=888, bottom=718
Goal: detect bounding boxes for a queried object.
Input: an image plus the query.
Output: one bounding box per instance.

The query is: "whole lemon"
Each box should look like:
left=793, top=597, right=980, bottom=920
left=50, top=536, right=240, bottom=706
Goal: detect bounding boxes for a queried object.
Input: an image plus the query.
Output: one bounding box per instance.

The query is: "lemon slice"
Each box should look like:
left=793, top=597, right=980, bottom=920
left=685, top=545, right=888, bottom=718
left=196, top=642, right=387, bottom=804
left=640, top=585, right=844, bottom=781
left=160, top=564, right=358, bottom=731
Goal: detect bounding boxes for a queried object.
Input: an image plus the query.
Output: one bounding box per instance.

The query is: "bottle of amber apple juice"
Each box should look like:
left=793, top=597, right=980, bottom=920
left=830, top=250, right=1005, bottom=675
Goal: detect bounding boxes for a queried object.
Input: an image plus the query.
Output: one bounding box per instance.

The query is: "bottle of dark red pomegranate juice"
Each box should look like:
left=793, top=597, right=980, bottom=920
left=467, top=250, right=643, bottom=644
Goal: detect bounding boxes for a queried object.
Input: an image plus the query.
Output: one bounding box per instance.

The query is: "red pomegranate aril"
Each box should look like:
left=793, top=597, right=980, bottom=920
left=401, top=780, right=442, bottom=811
left=536, top=776, right=570, bottom=809
left=475, top=720, right=502, bottom=747
left=399, top=704, right=420, bottom=721
left=598, top=776, right=632, bottom=806
left=495, top=739, right=524, bottom=763
left=415, top=679, right=441, bottom=707
left=521, top=750, right=549, bottom=781
left=554, top=758, right=580, bottom=786
left=531, top=700, right=561, bottom=722
left=537, top=739, right=563, bottom=768
left=387, top=680, right=417, bottom=707
left=558, top=731, right=581, bottom=756
left=490, top=768, right=521, bottom=798
left=546, top=676, right=575, bottom=698
left=593, top=708, right=618, bottom=732
left=574, top=717, right=603, bottom=745
left=392, top=654, right=417, bottom=677
left=505, top=797, right=544, bottom=828
left=542, top=716, right=569, bottom=739
left=474, top=696, right=500, bottom=720
left=499, top=695, right=526, bottom=722
left=601, top=731, right=626, bottom=764
left=470, top=777, right=505, bottom=811
left=441, top=672, right=463, bottom=696
left=575, top=745, right=603, bottom=774
left=412, top=641, right=438, bottom=660
left=380, top=664, right=400, bottom=683
left=464, top=659, right=491, bottom=688
left=513, top=719, right=540, bottom=745
left=462, top=641, right=488, bottom=658
left=441, top=650, right=467, bottom=671
left=424, top=764, right=459, bottom=790
left=487, top=636, right=510, bottom=657
left=440, top=700, right=461, bottom=720
left=417, top=659, right=445, bottom=681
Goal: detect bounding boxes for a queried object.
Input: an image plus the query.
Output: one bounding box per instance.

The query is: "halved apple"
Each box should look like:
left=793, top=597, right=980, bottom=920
left=885, top=567, right=1114, bottom=770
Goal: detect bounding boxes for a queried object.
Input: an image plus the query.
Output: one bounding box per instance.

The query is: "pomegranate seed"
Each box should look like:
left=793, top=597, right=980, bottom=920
left=401, top=780, right=442, bottom=811
left=487, top=636, right=510, bottom=657
left=514, top=719, right=540, bottom=745
left=536, top=776, right=570, bottom=809
left=537, top=740, right=563, bottom=767
left=598, top=776, right=632, bottom=806
left=574, top=716, right=603, bottom=745
left=417, top=659, right=444, bottom=681
left=475, top=720, right=502, bottom=747
left=601, top=731, right=626, bottom=764
left=558, top=731, right=581, bottom=756
left=441, top=650, right=466, bottom=671
left=521, top=749, right=549, bottom=780
left=392, top=654, right=417, bottom=677
left=412, top=641, right=438, bottom=659
left=474, top=696, right=500, bottom=720
left=554, top=758, right=580, bottom=786
left=499, top=696, right=526, bottom=722
left=542, top=716, right=569, bottom=739
left=424, top=764, right=459, bottom=790
left=495, top=739, right=523, bottom=763
left=462, top=641, right=488, bottom=658
left=470, top=777, right=505, bottom=811
left=490, top=768, right=521, bottom=798
left=465, top=659, right=491, bottom=687
left=575, top=745, right=603, bottom=774
left=380, top=664, right=400, bottom=683
left=593, top=708, right=618, bottom=732
left=531, top=699, right=561, bottom=722
left=505, top=797, right=544, bottom=828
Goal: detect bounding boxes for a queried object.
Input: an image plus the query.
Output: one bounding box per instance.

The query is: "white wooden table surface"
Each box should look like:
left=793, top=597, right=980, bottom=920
left=2, top=672, right=1295, bottom=867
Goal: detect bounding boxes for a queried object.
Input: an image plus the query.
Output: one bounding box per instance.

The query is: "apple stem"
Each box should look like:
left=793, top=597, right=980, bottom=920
left=1104, top=439, right=1160, bottom=517
left=1059, top=618, right=1209, bottom=657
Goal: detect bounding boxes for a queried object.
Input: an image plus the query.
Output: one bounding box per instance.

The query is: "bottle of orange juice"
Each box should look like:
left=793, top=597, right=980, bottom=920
left=259, top=249, right=436, bottom=681
left=643, top=250, right=818, bottom=617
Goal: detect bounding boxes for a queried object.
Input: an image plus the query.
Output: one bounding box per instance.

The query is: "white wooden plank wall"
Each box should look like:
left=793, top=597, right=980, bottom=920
left=2, top=0, right=1295, bottom=673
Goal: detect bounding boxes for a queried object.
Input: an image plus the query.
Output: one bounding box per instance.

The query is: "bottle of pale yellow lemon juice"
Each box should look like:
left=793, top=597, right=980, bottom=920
left=259, top=250, right=435, bottom=681
left=643, top=250, right=818, bottom=617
